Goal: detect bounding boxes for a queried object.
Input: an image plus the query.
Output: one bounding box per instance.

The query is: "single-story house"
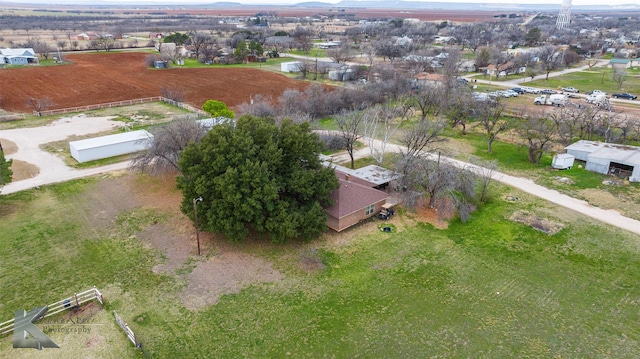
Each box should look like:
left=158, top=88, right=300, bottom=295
left=324, top=169, right=390, bottom=232
left=565, top=140, right=640, bottom=182
left=320, top=159, right=400, bottom=232
left=0, top=48, right=38, bottom=65
left=69, top=130, right=153, bottom=163
left=486, top=61, right=522, bottom=77
left=412, top=72, right=448, bottom=88
left=609, top=58, right=631, bottom=69
left=458, top=60, right=477, bottom=73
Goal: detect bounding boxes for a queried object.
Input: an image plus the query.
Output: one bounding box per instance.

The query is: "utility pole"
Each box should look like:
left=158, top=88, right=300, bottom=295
left=192, top=196, right=203, bottom=255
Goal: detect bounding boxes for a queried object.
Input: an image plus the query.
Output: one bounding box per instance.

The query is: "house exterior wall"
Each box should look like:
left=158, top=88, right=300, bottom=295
left=7, top=57, right=28, bottom=65
left=329, top=199, right=386, bottom=232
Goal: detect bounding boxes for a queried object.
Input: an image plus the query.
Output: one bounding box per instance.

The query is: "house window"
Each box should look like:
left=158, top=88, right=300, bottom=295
left=365, top=204, right=375, bottom=216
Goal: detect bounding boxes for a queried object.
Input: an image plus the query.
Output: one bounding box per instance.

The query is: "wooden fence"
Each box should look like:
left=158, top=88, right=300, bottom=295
left=0, top=286, right=104, bottom=336
left=34, top=97, right=208, bottom=117
left=35, top=97, right=164, bottom=116
left=113, top=311, right=140, bottom=348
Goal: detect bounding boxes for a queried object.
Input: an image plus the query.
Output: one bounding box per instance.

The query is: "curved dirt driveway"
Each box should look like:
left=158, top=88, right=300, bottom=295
left=0, top=115, right=130, bottom=194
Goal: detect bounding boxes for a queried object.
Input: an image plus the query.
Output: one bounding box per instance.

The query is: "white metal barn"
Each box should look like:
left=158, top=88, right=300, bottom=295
left=566, top=140, right=604, bottom=161
left=69, top=130, right=153, bottom=163
left=280, top=61, right=302, bottom=73
left=565, top=140, right=640, bottom=182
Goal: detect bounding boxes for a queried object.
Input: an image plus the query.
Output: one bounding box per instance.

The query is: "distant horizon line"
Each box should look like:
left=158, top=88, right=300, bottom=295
left=0, top=0, right=638, bottom=10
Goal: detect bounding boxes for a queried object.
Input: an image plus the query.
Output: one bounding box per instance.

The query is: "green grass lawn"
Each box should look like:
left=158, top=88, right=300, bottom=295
left=2, top=172, right=640, bottom=357
left=526, top=67, right=640, bottom=94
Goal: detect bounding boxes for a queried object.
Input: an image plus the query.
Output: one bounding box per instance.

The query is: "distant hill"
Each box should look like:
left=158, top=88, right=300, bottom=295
left=295, top=0, right=640, bottom=11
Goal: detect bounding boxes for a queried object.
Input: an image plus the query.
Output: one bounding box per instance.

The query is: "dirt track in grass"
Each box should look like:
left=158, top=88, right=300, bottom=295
left=0, top=51, right=309, bottom=113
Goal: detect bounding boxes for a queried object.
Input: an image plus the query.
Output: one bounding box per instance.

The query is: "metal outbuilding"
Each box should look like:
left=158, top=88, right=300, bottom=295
left=69, top=130, right=152, bottom=163
left=565, top=140, right=640, bottom=182
left=280, top=61, right=302, bottom=73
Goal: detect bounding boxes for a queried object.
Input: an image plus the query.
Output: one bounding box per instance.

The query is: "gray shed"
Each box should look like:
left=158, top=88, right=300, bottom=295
left=69, top=130, right=153, bottom=163
left=565, top=140, right=604, bottom=161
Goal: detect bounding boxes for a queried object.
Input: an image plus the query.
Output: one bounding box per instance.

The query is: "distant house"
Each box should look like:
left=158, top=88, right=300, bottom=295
left=0, top=48, right=38, bottom=65
left=412, top=72, right=447, bottom=88
left=565, top=140, right=640, bottom=182
left=458, top=60, right=477, bottom=73
left=632, top=57, right=640, bottom=67
left=609, top=58, right=631, bottom=69
left=73, top=33, right=91, bottom=40
left=486, top=61, right=522, bottom=77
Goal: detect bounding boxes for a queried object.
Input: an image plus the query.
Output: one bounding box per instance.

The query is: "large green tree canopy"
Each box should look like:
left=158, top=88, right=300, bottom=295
left=177, top=115, right=339, bottom=243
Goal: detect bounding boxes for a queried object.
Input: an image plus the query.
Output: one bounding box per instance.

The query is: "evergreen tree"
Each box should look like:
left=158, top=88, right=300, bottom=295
left=177, top=116, right=338, bottom=243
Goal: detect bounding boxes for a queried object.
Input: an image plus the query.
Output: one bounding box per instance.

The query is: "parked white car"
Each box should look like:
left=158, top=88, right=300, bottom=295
left=522, top=86, right=541, bottom=94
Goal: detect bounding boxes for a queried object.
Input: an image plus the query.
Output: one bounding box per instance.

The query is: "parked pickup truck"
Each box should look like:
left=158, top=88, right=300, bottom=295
left=561, top=87, right=579, bottom=93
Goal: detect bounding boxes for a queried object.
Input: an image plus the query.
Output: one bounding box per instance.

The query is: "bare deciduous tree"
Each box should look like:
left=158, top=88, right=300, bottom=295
left=612, top=68, right=626, bottom=89
left=26, top=97, right=53, bottom=115
left=131, top=115, right=208, bottom=175
left=362, top=101, right=411, bottom=164
left=537, top=45, right=562, bottom=80
left=475, top=100, right=508, bottom=153
left=400, top=117, right=446, bottom=160
left=160, top=86, right=186, bottom=102
left=517, top=115, right=557, bottom=163
left=334, top=110, right=364, bottom=169
left=327, top=43, right=355, bottom=64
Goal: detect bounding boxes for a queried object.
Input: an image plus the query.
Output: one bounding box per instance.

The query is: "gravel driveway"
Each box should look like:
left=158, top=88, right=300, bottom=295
left=0, top=115, right=129, bottom=194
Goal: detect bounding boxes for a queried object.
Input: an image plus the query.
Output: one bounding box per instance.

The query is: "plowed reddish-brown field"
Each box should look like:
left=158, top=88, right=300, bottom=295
left=0, top=52, right=309, bottom=113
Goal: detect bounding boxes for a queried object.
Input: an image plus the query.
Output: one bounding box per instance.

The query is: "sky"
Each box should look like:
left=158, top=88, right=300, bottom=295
left=8, top=0, right=638, bottom=6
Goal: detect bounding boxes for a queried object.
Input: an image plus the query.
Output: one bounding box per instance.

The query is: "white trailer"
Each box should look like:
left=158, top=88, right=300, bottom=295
left=534, top=94, right=568, bottom=106
left=552, top=153, right=575, bottom=169
left=586, top=94, right=611, bottom=109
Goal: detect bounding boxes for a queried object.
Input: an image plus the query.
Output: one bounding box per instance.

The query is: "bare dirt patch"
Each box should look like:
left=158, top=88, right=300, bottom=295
left=0, top=52, right=310, bottom=113
left=0, top=138, right=17, bottom=154
left=9, top=159, right=39, bottom=181
left=180, top=252, right=284, bottom=310
left=106, top=173, right=286, bottom=311
left=72, top=172, right=140, bottom=231
left=510, top=210, right=565, bottom=235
